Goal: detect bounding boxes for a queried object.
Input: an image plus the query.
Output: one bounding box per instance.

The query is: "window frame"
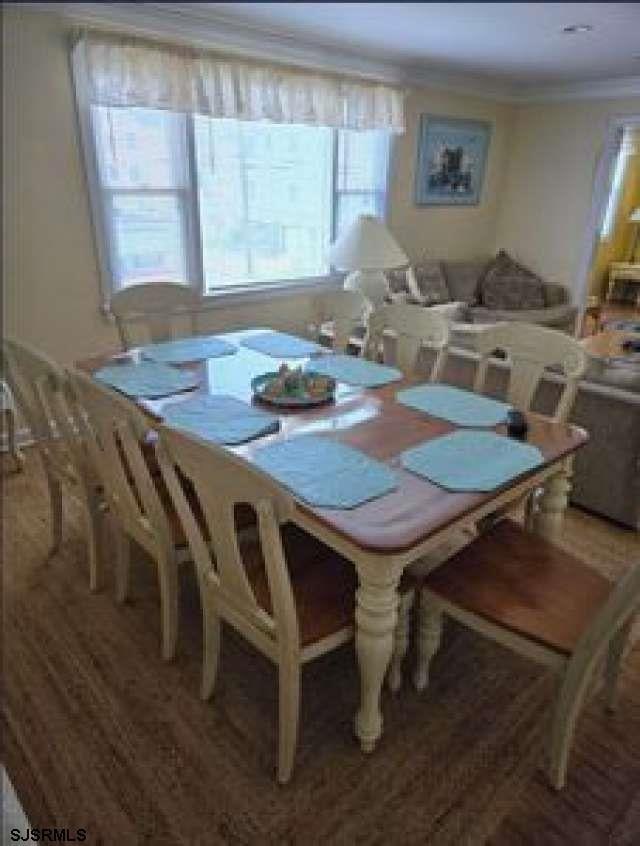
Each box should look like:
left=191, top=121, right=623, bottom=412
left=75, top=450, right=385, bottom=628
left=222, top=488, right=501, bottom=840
left=72, top=44, right=392, bottom=311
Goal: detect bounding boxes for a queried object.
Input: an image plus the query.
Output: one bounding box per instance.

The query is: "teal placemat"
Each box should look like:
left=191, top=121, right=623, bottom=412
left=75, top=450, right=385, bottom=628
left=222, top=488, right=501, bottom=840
left=140, top=335, right=236, bottom=364
left=306, top=354, right=402, bottom=387
left=94, top=361, right=199, bottom=399
left=254, top=435, right=398, bottom=509
left=397, top=384, right=511, bottom=427
left=241, top=331, right=322, bottom=358
left=401, top=430, right=543, bottom=493
left=163, top=395, right=279, bottom=445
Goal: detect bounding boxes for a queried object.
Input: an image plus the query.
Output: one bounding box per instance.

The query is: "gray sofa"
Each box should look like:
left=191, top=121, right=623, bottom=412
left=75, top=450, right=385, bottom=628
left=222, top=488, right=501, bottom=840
left=443, top=259, right=578, bottom=332
left=386, top=257, right=578, bottom=333
left=434, top=346, right=640, bottom=530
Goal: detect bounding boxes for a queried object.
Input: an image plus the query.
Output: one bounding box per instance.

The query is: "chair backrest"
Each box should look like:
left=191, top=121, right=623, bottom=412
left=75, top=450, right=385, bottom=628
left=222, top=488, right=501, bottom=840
left=310, top=290, right=370, bottom=353
left=110, top=281, right=202, bottom=350
left=364, top=303, right=450, bottom=380
left=1, top=337, right=81, bottom=480
left=472, top=323, right=587, bottom=422
left=558, top=558, right=640, bottom=728
left=155, top=424, right=299, bottom=650
left=68, top=370, right=173, bottom=558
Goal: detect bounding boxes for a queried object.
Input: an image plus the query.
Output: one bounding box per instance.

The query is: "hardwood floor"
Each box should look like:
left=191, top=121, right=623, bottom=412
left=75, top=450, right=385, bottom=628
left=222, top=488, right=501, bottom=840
left=2, top=451, right=639, bottom=845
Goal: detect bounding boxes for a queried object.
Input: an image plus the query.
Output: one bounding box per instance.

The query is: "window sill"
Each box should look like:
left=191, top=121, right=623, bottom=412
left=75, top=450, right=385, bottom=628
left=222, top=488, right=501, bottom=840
left=200, top=274, right=345, bottom=309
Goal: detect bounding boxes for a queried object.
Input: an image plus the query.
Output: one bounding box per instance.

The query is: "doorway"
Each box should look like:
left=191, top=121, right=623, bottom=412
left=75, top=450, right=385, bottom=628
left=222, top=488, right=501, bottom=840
left=577, top=117, right=640, bottom=336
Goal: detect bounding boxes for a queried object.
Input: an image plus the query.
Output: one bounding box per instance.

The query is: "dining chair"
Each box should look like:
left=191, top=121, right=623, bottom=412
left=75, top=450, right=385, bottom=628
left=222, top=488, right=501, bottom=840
left=414, top=518, right=639, bottom=789
left=472, top=322, right=587, bottom=424
left=68, top=369, right=190, bottom=660
left=1, top=338, right=106, bottom=589
left=308, top=289, right=371, bottom=353
left=473, top=322, right=588, bottom=530
left=110, top=280, right=202, bottom=351
left=155, top=423, right=368, bottom=784
left=364, top=302, right=450, bottom=380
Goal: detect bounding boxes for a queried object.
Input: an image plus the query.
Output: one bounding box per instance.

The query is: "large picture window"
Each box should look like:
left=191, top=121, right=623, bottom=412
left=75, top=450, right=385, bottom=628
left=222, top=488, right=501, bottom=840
left=87, top=105, right=390, bottom=297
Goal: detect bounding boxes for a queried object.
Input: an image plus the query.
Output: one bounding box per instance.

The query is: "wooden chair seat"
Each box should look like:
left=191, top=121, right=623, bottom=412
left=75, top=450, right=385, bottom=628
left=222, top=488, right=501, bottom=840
left=423, top=519, right=613, bottom=656
left=240, top=525, right=357, bottom=647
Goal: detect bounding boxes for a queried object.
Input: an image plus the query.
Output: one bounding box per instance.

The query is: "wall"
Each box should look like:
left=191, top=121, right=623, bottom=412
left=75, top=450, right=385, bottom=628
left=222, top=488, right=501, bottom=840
left=494, top=98, right=640, bottom=299
left=2, top=7, right=516, bottom=366
left=389, top=87, right=512, bottom=261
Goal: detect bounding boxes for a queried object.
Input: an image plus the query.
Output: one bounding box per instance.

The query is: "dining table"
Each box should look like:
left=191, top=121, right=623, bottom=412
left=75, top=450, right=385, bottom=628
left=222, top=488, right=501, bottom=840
left=77, top=327, right=588, bottom=754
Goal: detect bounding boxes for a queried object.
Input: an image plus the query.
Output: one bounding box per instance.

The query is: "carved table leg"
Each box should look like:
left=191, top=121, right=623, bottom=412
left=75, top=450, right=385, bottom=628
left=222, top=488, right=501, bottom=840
left=354, top=559, right=403, bottom=753
left=531, top=460, right=572, bottom=542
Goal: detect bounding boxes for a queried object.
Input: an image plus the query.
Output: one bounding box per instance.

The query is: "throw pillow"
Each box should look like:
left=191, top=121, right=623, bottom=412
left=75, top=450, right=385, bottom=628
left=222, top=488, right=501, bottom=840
left=384, top=266, right=413, bottom=297
left=479, top=250, right=545, bottom=311
left=412, top=260, right=451, bottom=305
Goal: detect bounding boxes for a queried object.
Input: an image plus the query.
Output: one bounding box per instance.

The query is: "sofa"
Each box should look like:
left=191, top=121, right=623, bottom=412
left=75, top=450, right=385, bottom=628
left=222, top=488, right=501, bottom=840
left=384, top=251, right=579, bottom=333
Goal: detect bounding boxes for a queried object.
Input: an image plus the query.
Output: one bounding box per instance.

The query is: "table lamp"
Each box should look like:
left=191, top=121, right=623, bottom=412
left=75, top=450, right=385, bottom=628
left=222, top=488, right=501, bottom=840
left=329, top=214, right=408, bottom=304
left=629, top=207, right=640, bottom=262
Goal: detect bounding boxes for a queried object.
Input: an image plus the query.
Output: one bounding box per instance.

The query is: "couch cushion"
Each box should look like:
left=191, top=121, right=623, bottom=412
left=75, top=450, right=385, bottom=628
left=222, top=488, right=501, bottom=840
left=441, top=260, right=488, bottom=304
left=468, top=304, right=578, bottom=329
left=479, top=250, right=545, bottom=310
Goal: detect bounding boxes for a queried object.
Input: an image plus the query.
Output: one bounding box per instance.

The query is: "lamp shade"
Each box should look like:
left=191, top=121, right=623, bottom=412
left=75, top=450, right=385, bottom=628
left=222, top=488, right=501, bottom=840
left=329, top=214, right=408, bottom=271
left=629, top=207, right=640, bottom=223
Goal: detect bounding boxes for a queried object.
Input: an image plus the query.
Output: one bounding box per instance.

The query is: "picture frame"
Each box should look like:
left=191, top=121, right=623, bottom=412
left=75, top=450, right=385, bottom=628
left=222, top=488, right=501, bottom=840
left=414, top=115, right=491, bottom=206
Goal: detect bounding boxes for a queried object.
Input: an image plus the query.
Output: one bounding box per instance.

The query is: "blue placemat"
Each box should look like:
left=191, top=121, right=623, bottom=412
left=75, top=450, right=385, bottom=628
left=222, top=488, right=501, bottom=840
left=163, top=395, right=279, bottom=445
left=401, top=430, right=543, bottom=493
left=94, top=361, right=199, bottom=399
left=254, top=435, right=398, bottom=509
left=306, top=354, right=402, bottom=388
left=140, top=335, right=236, bottom=364
left=397, top=384, right=511, bottom=427
left=241, top=331, right=322, bottom=359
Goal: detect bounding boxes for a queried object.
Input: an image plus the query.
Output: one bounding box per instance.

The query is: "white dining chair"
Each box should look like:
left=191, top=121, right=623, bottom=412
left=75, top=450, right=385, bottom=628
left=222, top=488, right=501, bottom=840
left=68, top=369, right=191, bottom=660
left=1, top=338, right=106, bottom=589
left=364, top=302, right=450, bottom=380
left=155, top=423, right=367, bottom=783
left=414, top=518, right=639, bottom=789
left=111, top=280, right=202, bottom=351
left=308, top=289, right=371, bottom=353
left=473, top=322, right=588, bottom=424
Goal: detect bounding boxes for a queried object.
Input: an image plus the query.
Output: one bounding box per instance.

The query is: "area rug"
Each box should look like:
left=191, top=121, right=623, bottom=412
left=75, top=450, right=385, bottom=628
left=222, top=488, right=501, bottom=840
left=2, top=456, right=639, bottom=845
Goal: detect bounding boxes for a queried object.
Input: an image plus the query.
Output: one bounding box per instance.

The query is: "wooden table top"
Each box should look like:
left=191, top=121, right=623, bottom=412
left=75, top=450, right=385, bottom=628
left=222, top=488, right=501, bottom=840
left=77, top=329, right=588, bottom=555
left=581, top=329, right=639, bottom=361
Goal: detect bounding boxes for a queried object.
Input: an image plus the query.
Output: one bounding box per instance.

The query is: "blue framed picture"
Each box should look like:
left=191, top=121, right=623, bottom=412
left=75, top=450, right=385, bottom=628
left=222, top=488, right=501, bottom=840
left=415, top=116, right=491, bottom=206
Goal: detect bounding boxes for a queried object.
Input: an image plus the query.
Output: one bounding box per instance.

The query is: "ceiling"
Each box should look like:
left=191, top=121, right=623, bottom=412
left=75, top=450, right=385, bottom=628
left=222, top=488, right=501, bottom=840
left=190, top=2, right=640, bottom=87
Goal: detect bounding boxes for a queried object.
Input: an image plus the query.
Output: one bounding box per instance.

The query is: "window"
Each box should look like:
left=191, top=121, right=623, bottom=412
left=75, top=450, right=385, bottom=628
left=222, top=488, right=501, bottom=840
left=88, top=106, right=390, bottom=297
left=600, top=129, right=633, bottom=240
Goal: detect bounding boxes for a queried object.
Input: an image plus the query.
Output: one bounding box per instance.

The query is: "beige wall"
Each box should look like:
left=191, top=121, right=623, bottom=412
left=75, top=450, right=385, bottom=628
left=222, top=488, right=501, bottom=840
left=494, top=98, right=640, bottom=298
left=389, top=87, right=512, bottom=262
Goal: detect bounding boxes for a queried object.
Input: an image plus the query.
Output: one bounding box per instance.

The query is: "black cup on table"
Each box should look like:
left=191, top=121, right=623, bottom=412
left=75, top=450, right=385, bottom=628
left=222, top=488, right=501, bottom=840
left=506, top=409, right=528, bottom=439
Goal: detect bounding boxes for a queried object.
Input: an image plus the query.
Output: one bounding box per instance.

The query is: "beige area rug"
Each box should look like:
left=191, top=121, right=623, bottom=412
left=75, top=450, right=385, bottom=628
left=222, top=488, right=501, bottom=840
left=2, top=454, right=639, bottom=845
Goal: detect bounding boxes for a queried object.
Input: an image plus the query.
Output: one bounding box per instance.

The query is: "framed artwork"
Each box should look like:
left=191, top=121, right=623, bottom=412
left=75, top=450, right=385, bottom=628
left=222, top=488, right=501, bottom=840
left=415, top=115, right=491, bottom=206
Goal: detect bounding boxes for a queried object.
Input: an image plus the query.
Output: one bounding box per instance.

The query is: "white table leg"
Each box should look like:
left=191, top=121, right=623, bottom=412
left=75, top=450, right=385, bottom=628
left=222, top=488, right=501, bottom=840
left=531, top=459, right=572, bottom=542
left=354, top=558, right=403, bottom=753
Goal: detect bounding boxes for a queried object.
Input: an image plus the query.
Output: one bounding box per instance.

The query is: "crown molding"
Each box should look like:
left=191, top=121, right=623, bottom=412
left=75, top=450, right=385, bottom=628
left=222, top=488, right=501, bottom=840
left=18, top=2, right=640, bottom=104
left=516, top=75, right=640, bottom=104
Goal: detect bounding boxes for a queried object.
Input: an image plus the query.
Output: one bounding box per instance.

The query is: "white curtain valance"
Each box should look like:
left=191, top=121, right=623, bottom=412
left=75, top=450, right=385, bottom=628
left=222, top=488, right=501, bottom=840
left=81, top=33, right=406, bottom=134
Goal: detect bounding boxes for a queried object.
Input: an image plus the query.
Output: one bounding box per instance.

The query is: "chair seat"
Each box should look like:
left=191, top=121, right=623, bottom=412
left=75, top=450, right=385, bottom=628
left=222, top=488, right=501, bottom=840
left=241, top=525, right=358, bottom=648
left=423, top=519, right=613, bottom=656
